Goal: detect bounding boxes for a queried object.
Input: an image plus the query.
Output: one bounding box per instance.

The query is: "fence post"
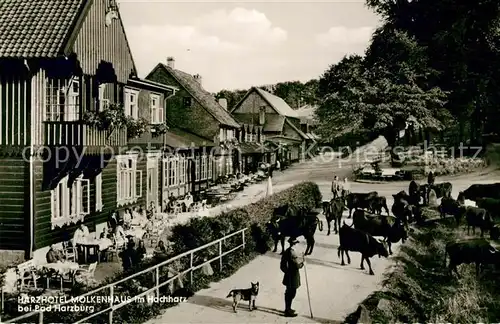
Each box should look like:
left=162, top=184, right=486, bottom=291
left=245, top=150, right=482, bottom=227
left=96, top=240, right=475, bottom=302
left=38, top=311, right=43, bottom=324
left=108, top=285, right=114, bottom=324
left=242, top=229, right=246, bottom=248
left=155, top=267, right=160, bottom=298
left=219, top=240, right=223, bottom=270
left=190, top=252, right=193, bottom=285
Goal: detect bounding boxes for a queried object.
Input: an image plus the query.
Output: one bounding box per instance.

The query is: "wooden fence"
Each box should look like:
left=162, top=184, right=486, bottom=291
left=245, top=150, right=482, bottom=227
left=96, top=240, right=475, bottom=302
left=2, top=228, right=247, bottom=324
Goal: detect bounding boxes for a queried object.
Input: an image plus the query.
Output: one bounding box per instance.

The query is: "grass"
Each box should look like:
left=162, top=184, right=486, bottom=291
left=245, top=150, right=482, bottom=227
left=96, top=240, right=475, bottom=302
left=345, top=207, right=500, bottom=323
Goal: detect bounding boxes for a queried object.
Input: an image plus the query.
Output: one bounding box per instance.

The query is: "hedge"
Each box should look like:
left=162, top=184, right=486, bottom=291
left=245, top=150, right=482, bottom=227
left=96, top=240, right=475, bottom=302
left=2, top=181, right=322, bottom=323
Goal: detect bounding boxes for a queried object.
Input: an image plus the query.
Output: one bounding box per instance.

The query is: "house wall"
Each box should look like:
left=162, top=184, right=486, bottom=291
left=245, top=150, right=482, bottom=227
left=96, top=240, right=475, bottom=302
left=32, top=157, right=119, bottom=254
left=127, top=87, right=166, bottom=149
left=233, top=91, right=275, bottom=115
left=283, top=122, right=303, bottom=141
left=0, top=157, right=29, bottom=251
left=146, top=69, right=220, bottom=142
left=0, top=63, right=31, bottom=148
left=71, top=0, right=136, bottom=83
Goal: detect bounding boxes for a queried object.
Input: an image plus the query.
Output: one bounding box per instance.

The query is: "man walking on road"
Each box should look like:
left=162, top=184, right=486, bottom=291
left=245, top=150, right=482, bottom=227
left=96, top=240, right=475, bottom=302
left=280, top=237, right=304, bottom=317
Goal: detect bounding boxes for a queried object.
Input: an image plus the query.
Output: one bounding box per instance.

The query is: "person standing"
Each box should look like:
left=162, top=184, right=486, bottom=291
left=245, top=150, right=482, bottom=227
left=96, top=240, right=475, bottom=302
left=280, top=237, right=304, bottom=317
left=331, top=175, right=340, bottom=199
left=276, top=160, right=281, bottom=172
left=427, top=171, right=435, bottom=185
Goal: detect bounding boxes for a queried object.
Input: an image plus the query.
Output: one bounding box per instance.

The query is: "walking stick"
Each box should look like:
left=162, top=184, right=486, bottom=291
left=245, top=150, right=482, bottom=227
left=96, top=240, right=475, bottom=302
left=303, top=256, right=314, bottom=318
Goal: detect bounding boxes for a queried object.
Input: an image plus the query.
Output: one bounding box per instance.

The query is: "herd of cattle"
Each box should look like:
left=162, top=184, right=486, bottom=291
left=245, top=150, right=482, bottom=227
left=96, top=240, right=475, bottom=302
left=266, top=182, right=500, bottom=276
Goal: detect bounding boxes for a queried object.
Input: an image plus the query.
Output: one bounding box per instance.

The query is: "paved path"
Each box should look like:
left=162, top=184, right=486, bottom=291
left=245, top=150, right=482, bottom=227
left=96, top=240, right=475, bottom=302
left=146, top=151, right=500, bottom=323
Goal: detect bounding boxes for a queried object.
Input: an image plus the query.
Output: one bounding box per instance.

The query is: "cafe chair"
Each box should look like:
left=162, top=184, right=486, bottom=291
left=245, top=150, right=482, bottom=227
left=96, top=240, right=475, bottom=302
left=75, top=262, right=97, bottom=280
left=16, top=260, right=40, bottom=291
left=62, top=241, right=77, bottom=262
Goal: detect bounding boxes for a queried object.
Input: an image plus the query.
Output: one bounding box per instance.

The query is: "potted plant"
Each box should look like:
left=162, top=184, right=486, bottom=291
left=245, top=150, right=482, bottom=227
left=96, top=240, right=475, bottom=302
left=83, top=104, right=129, bottom=138
left=126, top=117, right=149, bottom=139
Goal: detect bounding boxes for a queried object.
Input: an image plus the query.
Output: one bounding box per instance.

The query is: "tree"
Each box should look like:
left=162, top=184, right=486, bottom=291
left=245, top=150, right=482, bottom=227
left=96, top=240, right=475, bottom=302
left=366, top=0, right=500, bottom=144
left=316, top=30, right=449, bottom=148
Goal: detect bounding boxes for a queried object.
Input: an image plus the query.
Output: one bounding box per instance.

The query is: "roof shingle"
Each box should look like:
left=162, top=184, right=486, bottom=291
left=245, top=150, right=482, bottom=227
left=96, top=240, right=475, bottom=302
left=255, top=88, right=299, bottom=118
left=0, top=0, right=86, bottom=58
left=165, top=127, right=215, bottom=149
left=158, top=64, right=240, bottom=128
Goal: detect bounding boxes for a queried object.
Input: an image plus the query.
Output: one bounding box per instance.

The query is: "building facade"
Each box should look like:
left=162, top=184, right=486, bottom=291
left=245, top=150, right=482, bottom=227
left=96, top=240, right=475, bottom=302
left=145, top=59, right=241, bottom=181
left=231, top=87, right=308, bottom=166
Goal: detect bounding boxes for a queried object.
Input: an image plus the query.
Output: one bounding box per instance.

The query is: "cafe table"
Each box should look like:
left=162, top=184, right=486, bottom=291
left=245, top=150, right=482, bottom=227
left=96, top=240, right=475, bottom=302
left=77, top=238, right=113, bottom=263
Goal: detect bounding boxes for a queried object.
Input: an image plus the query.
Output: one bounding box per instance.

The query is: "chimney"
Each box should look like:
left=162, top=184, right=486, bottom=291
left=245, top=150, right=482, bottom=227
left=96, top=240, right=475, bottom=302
left=193, top=74, right=202, bottom=86
left=219, top=98, right=228, bottom=110
left=166, top=56, right=175, bottom=69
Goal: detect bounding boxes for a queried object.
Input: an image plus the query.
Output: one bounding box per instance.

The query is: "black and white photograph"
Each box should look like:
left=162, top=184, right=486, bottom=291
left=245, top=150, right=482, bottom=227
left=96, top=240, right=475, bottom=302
left=0, top=0, right=500, bottom=323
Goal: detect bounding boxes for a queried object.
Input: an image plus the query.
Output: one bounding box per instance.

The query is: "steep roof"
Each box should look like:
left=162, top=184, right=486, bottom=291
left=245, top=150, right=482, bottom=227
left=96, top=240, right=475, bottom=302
left=147, top=64, right=240, bottom=128
left=0, top=0, right=86, bottom=58
left=254, top=88, right=299, bottom=118
left=296, top=104, right=318, bottom=124
left=165, top=127, right=215, bottom=149
left=0, top=0, right=138, bottom=76
left=232, top=113, right=286, bottom=133
left=285, top=118, right=308, bottom=139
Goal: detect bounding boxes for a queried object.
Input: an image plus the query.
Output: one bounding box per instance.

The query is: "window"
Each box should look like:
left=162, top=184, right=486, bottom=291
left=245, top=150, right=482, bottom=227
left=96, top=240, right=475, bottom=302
left=183, top=97, right=192, bottom=108
left=261, top=133, right=266, bottom=142
left=208, top=156, right=213, bottom=179
left=226, top=156, right=232, bottom=175
left=150, top=94, right=163, bottom=124
left=45, top=77, right=80, bottom=121
left=227, top=129, right=233, bottom=140
left=245, top=132, right=251, bottom=142
left=124, top=88, right=139, bottom=119
left=164, top=155, right=179, bottom=187
left=195, top=156, right=200, bottom=181
left=201, top=155, right=208, bottom=180
left=219, top=128, right=224, bottom=143
left=50, top=175, right=90, bottom=229
left=98, top=84, right=109, bottom=110
left=179, top=156, right=186, bottom=185
left=116, top=155, right=142, bottom=206
left=95, top=173, right=103, bottom=212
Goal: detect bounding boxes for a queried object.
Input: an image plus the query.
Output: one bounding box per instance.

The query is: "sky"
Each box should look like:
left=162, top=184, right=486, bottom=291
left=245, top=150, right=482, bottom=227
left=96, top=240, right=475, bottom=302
left=118, top=0, right=381, bottom=92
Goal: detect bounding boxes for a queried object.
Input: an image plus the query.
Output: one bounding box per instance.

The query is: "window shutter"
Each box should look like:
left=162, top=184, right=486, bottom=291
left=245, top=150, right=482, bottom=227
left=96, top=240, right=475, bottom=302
left=51, top=189, right=56, bottom=219
left=135, top=170, right=143, bottom=197
left=95, top=173, right=103, bottom=211
left=81, top=179, right=90, bottom=214
left=159, top=107, right=164, bottom=123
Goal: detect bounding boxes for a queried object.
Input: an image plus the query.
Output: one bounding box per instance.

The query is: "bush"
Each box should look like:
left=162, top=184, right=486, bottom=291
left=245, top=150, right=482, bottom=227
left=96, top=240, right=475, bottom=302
left=345, top=218, right=500, bottom=323
left=2, top=181, right=322, bottom=323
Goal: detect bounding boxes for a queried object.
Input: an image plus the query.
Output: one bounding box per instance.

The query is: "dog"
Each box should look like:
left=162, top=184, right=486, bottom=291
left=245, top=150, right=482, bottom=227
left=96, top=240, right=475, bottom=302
left=226, top=282, right=259, bottom=312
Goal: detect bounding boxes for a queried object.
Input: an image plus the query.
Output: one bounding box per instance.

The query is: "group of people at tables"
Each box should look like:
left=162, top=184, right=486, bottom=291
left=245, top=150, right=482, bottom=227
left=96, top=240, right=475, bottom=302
left=164, top=192, right=194, bottom=214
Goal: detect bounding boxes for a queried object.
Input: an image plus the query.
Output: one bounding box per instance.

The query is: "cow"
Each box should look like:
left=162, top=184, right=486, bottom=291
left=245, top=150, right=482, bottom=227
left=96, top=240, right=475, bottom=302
left=345, top=192, right=379, bottom=218
left=369, top=196, right=390, bottom=216
left=462, top=206, right=493, bottom=237
left=391, top=191, right=414, bottom=225
left=490, top=225, right=500, bottom=240
left=408, top=181, right=422, bottom=205
left=267, top=210, right=323, bottom=255
left=352, top=209, right=407, bottom=254
left=324, top=198, right=346, bottom=235
left=439, top=197, right=462, bottom=225
left=460, top=183, right=500, bottom=201
left=444, top=238, right=500, bottom=276
left=337, top=222, right=389, bottom=275
left=422, top=182, right=452, bottom=204
left=476, top=197, right=500, bottom=219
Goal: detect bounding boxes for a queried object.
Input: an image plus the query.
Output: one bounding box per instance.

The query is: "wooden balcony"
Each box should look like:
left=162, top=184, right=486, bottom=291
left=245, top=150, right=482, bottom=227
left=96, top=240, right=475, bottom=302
left=44, top=121, right=128, bottom=149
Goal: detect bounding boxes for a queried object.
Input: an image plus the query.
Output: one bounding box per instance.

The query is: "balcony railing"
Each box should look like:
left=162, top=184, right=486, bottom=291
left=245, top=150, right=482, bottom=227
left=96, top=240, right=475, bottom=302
left=44, top=121, right=127, bottom=147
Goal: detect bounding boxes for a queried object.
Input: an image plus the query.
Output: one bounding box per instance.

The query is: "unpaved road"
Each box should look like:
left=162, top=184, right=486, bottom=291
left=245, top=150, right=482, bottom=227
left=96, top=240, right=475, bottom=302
left=145, top=152, right=500, bottom=324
